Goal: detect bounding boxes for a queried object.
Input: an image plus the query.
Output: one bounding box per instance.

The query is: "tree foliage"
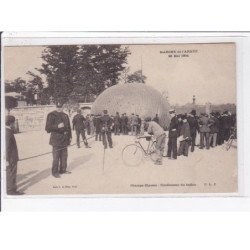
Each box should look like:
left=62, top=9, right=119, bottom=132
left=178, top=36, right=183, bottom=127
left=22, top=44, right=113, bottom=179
left=5, top=96, right=18, bottom=111
left=127, top=70, right=147, bottom=83
left=33, top=45, right=130, bottom=104
left=5, top=78, right=27, bottom=93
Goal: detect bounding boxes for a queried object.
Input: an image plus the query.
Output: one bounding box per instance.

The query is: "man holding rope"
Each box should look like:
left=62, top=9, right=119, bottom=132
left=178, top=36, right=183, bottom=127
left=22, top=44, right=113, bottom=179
left=45, top=102, right=72, bottom=178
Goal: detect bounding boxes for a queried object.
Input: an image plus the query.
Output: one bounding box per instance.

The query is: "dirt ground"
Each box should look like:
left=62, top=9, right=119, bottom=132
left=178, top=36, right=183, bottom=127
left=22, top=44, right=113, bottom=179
left=7, top=130, right=238, bottom=196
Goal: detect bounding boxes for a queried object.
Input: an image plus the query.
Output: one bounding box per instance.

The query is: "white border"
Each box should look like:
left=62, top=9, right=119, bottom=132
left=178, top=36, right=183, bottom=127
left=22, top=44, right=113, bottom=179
left=1, top=32, right=250, bottom=211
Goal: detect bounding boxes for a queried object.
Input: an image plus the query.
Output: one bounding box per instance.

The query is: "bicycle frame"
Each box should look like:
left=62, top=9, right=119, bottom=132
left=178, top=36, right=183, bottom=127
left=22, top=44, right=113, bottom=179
left=134, top=138, right=155, bottom=156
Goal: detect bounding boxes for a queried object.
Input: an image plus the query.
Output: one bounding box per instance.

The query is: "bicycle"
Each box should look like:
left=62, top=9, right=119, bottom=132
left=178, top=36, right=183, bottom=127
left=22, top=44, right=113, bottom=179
left=225, top=127, right=237, bottom=151
left=122, top=135, right=158, bottom=167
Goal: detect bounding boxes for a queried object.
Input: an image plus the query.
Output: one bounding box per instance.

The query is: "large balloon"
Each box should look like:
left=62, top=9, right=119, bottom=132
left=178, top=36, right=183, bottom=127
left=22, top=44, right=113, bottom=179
left=91, top=83, right=171, bottom=128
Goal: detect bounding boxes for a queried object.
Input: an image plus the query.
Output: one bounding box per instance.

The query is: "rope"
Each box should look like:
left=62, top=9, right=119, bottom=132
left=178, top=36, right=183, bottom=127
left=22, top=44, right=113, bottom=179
left=18, top=134, right=96, bottom=162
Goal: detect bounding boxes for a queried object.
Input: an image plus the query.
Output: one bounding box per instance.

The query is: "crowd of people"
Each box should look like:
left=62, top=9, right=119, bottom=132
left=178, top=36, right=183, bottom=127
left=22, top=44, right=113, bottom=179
left=159, top=109, right=236, bottom=165
left=71, top=108, right=236, bottom=165
left=84, top=112, right=160, bottom=137
left=5, top=103, right=237, bottom=194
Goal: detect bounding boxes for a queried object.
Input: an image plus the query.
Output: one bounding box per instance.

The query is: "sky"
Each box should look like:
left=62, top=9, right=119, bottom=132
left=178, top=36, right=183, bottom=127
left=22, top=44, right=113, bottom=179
left=4, top=43, right=236, bottom=105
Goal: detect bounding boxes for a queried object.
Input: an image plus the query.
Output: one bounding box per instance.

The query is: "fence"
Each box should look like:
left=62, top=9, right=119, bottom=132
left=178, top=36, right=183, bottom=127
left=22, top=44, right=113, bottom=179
left=10, top=105, right=56, bottom=132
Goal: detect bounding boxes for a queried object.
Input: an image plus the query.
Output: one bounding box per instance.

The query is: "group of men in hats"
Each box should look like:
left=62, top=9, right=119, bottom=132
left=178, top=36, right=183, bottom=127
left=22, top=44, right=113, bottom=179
left=166, top=108, right=236, bottom=159
left=143, top=108, right=236, bottom=165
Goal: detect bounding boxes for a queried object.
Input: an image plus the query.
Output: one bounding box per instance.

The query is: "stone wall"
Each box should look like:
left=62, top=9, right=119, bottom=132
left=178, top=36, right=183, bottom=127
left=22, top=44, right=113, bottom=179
left=10, top=105, right=56, bottom=132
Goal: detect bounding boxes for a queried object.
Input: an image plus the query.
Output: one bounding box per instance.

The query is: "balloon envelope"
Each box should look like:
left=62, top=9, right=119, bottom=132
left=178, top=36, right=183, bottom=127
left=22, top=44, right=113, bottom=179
left=91, top=83, right=171, bottom=128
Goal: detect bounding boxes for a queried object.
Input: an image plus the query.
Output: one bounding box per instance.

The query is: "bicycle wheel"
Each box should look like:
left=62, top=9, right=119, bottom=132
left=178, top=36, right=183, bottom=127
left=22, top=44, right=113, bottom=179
left=122, top=144, right=144, bottom=167
left=149, top=141, right=158, bottom=162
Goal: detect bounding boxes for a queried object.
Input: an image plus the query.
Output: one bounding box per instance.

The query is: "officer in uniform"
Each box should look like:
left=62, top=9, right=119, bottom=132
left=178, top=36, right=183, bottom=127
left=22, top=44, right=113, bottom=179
left=5, top=115, right=23, bottom=195
left=100, top=110, right=113, bottom=149
left=72, top=109, right=91, bottom=148
left=167, top=109, right=179, bottom=159
left=45, top=102, right=72, bottom=178
left=93, top=114, right=102, bottom=141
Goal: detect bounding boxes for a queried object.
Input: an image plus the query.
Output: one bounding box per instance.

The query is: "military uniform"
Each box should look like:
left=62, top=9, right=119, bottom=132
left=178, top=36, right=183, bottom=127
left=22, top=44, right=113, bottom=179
left=114, top=114, right=121, bottom=135
left=121, top=114, right=128, bottom=135
left=130, top=115, right=138, bottom=136
left=100, top=114, right=113, bottom=148
left=45, top=110, right=72, bottom=176
left=72, top=113, right=89, bottom=148
left=93, top=115, right=102, bottom=141
left=167, top=115, right=179, bottom=159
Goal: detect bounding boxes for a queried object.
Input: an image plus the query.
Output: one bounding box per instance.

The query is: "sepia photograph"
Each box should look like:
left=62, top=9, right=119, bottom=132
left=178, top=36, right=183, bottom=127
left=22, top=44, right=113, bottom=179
left=2, top=42, right=237, bottom=196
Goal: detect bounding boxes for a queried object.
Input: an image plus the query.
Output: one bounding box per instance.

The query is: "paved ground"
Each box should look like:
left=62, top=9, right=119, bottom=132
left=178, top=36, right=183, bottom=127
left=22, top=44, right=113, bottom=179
left=10, top=130, right=238, bottom=195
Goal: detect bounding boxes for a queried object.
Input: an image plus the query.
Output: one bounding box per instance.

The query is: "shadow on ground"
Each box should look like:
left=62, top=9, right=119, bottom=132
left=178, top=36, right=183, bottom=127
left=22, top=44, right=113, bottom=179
left=17, top=153, right=93, bottom=193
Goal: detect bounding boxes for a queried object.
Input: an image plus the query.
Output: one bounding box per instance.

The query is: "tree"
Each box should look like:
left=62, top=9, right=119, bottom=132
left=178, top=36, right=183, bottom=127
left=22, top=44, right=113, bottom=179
left=5, top=75, right=46, bottom=105
left=5, top=77, right=27, bottom=93
left=5, top=96, right=18, bottom=111
left=26, top=71, right=46, bottom=104
left=127, top=70, right=146, bottom=83
left=37, top=45, right=79, bottom=105
left=72, top=45, right=130, bottom=101
left=32, top=45, right=130, bottom=105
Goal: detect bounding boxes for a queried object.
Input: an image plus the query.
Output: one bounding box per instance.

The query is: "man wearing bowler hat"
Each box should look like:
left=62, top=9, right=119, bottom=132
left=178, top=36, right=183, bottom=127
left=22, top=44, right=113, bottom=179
left=45, top=102, right=72, bottom=178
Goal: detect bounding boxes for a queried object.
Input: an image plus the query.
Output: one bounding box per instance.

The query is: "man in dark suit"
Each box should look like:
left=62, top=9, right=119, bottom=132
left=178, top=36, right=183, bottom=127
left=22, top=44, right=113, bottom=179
left=100, top=110, right=113, bottom=149
left=121, top=113, right=128, bottom=135
left=45, top=102, right=72, bottom=178
left=167, top=109, right=179, bottom=159
left=221, top=111, right=232, bottom=142
left=72, top=109, right=91, bottom=148
left=114, top=112, right=121, bottom=135
left=5, top=115, right=23, bottom=195
left=93, top=114, right=102, bottom=141
left=187, top=110, right=199, bottom=152
left=216, top=112, right=223, bottom=145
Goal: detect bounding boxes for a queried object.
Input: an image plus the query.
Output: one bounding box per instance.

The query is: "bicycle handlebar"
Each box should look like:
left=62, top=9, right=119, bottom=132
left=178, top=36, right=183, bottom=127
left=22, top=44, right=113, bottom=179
left=137, top=135, right=152, bottom=138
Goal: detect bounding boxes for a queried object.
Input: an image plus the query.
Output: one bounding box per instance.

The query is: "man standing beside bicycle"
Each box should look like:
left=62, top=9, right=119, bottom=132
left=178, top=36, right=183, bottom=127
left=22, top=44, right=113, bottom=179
left=144, top=117, right=166, bottom=165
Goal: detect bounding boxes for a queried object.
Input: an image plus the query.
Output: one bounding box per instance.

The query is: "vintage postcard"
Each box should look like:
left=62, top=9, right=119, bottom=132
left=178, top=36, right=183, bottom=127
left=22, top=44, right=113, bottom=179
left=2, top=40, right=238, bottom=196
